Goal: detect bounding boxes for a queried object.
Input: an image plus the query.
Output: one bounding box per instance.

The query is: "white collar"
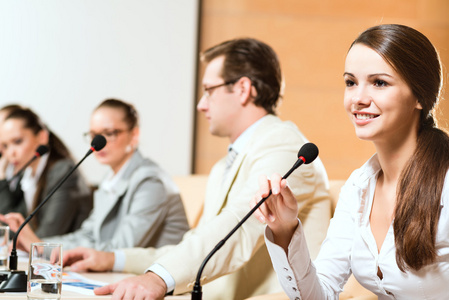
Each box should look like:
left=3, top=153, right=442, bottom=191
left=100, top=155, right=133, bottom=193
left=8, top=153, right=50, bottom=213
left=228, top=115, right=267, bottom=154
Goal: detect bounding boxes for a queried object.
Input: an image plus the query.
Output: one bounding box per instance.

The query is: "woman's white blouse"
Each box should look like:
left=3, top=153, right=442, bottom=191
left=265, top=154, right=449, bottom=300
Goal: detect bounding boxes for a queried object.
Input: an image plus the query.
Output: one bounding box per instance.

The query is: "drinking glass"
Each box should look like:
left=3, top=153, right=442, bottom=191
left=0, top=225, right=9, bottom=270
left=27, top=243, right=62, bottom=300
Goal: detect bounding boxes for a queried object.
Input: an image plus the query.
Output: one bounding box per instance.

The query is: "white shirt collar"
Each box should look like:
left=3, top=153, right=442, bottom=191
left=100, top=155, right=133, bottom=193
left=16, top=153, right=50, bottom=213
left=228, top=115, right=267, bottom=154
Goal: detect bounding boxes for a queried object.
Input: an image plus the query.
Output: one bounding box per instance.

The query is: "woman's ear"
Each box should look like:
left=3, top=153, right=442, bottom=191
left=130, top=127, right=140, bottom=148
left=415, top=100, right=423, bottom=110
left=38, top=129, right=50, bottom=146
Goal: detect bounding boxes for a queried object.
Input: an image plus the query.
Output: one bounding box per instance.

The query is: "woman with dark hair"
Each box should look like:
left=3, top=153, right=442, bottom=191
left=0, top=106, right=92, bottom=237
left=2, top=99, right=189, bottom=252
left=252, top=24, right=449, bottom=299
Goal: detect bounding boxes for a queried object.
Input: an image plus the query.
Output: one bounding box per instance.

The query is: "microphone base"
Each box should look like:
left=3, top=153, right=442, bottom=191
left=191, top=284, right=202, bottom=300
left=0, top=270, right=27, bottom=292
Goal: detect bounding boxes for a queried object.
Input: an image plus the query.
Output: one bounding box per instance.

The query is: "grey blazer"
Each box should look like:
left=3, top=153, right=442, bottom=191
left=45, top=150, right=189, bottom=251
left=0, top=159, right=92, bottom=237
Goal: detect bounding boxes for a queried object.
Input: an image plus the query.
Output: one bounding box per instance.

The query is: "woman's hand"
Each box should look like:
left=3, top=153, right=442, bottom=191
left=251, top=173, right=299, bottom=252
left=0, top=213, right=42, bottom=252
left=63, top=247, right=116, bottom=272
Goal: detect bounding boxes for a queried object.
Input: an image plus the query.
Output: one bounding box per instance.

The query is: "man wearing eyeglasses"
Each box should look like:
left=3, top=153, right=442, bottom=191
left=63, top=38, right=331, bottom=300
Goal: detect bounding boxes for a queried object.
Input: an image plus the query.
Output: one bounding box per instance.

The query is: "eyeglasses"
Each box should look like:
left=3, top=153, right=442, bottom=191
left=202, top=78, right=240, bottom=98
left=83, top=129, right=129, bottom=143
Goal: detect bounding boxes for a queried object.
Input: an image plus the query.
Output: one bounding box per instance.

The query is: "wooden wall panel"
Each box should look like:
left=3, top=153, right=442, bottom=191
left=194, top=0, right=449, bottom=179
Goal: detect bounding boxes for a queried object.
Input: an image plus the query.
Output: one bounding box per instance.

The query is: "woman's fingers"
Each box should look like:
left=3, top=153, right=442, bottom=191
left=253, top=173, right=284, bottom=223
left=253, top=173, right=299, bottom=227
left=270, top=173, right=283, bottom=195
left=257, top=174, right=272, bottom=197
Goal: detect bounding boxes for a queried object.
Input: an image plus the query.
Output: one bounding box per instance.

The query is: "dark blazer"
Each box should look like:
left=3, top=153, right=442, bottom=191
left=0, top=158, right=92, bottom=237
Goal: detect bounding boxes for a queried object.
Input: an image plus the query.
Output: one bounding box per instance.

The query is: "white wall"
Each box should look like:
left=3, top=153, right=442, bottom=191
left=0, top=0, right=199, bottom=184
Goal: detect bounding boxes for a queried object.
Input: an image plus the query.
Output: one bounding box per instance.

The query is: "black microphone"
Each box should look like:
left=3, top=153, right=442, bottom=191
left=191, top=142, right=319, bottom=300
left=0, top=135, right=107, bottom=292
left=0, top=145, right=49, bottom=192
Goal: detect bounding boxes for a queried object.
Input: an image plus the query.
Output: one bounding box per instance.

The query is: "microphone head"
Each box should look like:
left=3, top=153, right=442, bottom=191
left=35, top=145, right=49, bottom=157
left=91, top=135, right=107, bottom=152
left=297, top=143, right=319, bottom=164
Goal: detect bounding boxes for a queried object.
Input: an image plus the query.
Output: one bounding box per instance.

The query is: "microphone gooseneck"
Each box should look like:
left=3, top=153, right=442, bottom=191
left=3, top=145, right=49, bottom=184
left=0, top=145, right=49, bottom=195
left=0, top=135, right=106, bottom=292
left=191, top=142, right=319, bottom=300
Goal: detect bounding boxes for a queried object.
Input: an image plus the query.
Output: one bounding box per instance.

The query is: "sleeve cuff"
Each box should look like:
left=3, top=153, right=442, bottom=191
left=146, top=263, right=175, bottom=293
left=112, top=250, right=126, bottom=272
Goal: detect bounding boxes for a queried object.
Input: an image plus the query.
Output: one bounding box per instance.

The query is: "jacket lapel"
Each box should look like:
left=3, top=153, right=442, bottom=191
left=93, top=181, right=127, bottom=225
left=92, top=151, right=144, bottom=236
left=207, top=116, right=278, bottom=217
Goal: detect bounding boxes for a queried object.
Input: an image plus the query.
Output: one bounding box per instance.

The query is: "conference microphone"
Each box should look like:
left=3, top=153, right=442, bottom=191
left=0, top=135, right=107, bottom=292
left=191, top=142, right=319, bottom=300
left=0, top=145, right=49, bottom=193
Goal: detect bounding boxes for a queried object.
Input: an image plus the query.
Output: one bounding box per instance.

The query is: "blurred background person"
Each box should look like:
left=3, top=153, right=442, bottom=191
left=0, top=104, right=21, bottom=126
left=0, top=105, right=92, bottom=237
left=1, top=99, right=190, bottom=251
left=0, top=104, right=22, bottom=169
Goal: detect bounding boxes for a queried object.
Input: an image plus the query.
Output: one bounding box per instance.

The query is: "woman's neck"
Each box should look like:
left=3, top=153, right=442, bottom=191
left=111, top=151, right=134, bottom=174
left=374, top=134, right=418, bottom=184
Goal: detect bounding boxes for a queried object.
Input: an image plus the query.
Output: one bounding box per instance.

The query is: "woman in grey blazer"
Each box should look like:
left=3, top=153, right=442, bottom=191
left=0, top=106, right=92, bottom=237
left=2, top=99, right=189, bottom=251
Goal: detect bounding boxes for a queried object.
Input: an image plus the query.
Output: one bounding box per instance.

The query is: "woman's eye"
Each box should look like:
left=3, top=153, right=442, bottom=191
left=374, top=80, right=388, bottom=87
left=13, top=138, right=23, bottom=145
left=345, top=79, right=355, bottom=87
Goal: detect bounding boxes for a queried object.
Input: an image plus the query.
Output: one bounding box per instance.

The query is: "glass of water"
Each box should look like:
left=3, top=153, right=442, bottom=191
left=27, top=242, right=62, bottom=300
left=0, top=225, right=9, bottom=270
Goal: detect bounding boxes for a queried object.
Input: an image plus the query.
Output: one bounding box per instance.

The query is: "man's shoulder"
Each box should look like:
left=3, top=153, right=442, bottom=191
left=248, top=116, right=305, bottom=150
left=258, top=115, right=302, bottom=136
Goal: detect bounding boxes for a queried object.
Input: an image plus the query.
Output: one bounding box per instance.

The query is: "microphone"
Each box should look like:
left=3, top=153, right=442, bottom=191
left=191, top=142, right=319, bottom=300
left=0, top=135, right=107, bottom=292
left=0, top=145, right=49, bottom=192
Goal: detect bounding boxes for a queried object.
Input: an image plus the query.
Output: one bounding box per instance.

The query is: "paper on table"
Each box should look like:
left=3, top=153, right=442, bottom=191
left=62, top=271, right=108, bottom=296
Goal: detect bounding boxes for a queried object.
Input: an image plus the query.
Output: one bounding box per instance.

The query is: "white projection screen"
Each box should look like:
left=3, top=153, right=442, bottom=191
left=0, top=1, right=199, bottom=184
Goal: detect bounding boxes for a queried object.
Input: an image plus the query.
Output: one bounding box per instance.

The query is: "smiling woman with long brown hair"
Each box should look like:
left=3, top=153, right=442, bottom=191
left=253, top=24, right=449, bottom=299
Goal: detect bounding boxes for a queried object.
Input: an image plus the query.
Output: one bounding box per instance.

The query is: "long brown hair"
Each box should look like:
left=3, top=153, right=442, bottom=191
left=351, top=24, right=448, bottom=271
left=4, top=107, right=73, bottom=220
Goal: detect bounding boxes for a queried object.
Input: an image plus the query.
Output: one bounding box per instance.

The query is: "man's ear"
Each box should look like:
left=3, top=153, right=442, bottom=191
left=236, top=76, right=255, bottom=106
